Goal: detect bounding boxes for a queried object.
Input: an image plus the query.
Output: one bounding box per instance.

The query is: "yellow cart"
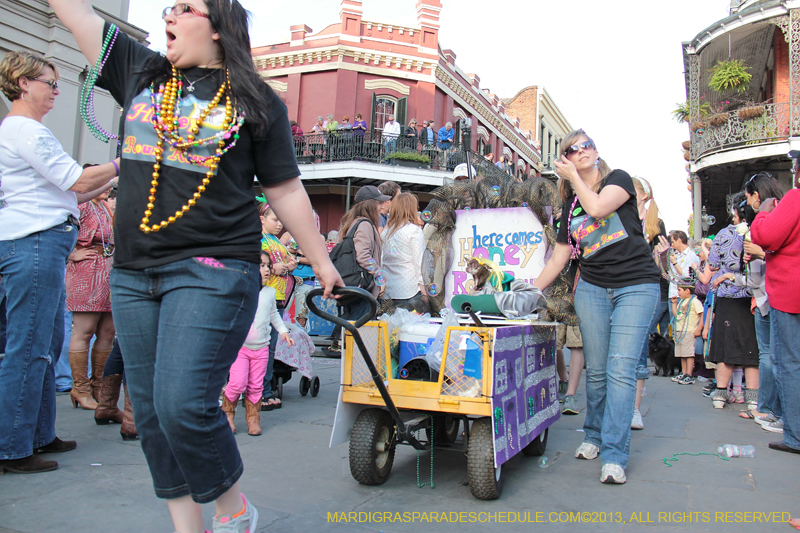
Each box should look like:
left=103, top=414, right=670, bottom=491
left=308, top=287, right=558, bottom=500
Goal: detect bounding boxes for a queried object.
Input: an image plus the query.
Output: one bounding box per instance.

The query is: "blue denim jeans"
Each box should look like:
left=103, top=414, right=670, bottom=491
left=754, top=307, right=781, bottom=417
left=575, top=280, right=659, bottom=469
left=110, top=257, right=260, bottom=503
left=653, top=300, right=670, bottom=337
left=0, top=221, right=77, bottom=459
left=636, top=293, right=663, bottom=380
left=770, top=309, right=800, bottom=450
left=54, top=309, right=73, bottom=391
left=0, top=287, right=6, bottom=354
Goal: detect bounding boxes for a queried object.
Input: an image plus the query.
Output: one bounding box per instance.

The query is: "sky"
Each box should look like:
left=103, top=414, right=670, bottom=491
left=128, top=0, right=734, bottom=232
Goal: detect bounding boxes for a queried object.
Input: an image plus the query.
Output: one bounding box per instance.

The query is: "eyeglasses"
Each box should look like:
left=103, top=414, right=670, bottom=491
left=563, top=140, right=595, bottom=157
left=30, top=78, right=58, bottom=91
left=162, top=3, right=210, bottom=19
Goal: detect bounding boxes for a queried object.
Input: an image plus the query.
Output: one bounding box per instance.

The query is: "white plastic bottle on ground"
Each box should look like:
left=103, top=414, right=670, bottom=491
left=718, top=444, right=756, bottom=458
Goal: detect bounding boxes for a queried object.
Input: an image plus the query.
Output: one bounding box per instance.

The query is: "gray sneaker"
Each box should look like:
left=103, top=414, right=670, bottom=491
left=562, top=394, right=579, bottom=415
left=212, top=494, right=259, bottom=533
left=558, top=380, right=568, bottom=403
left=762, top=419, right=784, bottom=434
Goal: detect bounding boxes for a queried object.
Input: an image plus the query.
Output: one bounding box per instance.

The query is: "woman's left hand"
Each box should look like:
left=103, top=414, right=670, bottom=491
left=552, top=156, right=579, bottom=183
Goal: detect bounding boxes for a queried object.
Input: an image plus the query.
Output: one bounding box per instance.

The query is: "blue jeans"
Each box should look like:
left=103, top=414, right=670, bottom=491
left=770, top=309, right=800, bottom=450
left=575, top=280, right=659, bottom=469
left=755, top=307, right=781, bottom=417
left=110, top=257, right=260, bottom=502
left=0, top=221, right=77, bottom=459
left=636, top=293, right=663, bottom=380
left=653, top=299, right=670, bottom=337
left=0, top=286, right=6, bottom=354
left=54, top=309, right=73, bottom=391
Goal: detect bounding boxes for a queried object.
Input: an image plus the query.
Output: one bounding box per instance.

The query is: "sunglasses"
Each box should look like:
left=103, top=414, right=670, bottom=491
left=563, top=140, right=595, bottom=157
left=30, top=78, right=58, bottom=91
left=162, top=3, right=209, bottom=19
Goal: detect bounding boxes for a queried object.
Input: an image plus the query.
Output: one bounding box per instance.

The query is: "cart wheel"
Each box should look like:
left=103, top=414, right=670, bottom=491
left=299, top=376, right=310, bottom=397
left=276, top=377, right=283, bottom=400
left=521, top=428, right=548, bottom=457
left=349, top=409, right=396, bottom=485
left=426, top=415, right=460, bottom=445
left=467, top=418, right=503, bottom=500
left=310, top=376, right=321, bottom=397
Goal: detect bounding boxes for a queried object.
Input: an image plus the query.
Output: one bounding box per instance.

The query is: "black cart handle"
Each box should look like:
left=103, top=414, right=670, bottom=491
left=305, top=286, right=377, bottom=329
left=305, top=286, right=426, bottom=451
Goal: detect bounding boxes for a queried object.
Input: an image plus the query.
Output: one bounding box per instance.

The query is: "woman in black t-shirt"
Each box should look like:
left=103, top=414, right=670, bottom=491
left=48, top=0, right=343, bottom=530
left=534, top=129, right=660, bottom=485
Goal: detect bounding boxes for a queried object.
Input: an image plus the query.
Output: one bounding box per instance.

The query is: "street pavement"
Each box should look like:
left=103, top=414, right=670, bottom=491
left=0, top=355, right=796, bottom=533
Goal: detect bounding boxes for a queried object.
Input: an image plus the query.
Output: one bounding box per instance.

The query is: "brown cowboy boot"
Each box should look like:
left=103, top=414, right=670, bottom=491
left=90, top=348, right=112, bottom=402
left=244, top=399, right=262, bottom=436
left=120, top=383, right=138, bottom=441
left=69, top=350, right=97, bottom=410
left=94, top=374, right=123, bottom=425
left=221, top=394, right=237, bottom=434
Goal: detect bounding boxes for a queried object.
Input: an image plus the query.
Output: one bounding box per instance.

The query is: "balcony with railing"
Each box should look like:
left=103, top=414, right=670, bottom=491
left=690, top=102, right=790, bottom=160
left=291, top=132, right=520, bottom=183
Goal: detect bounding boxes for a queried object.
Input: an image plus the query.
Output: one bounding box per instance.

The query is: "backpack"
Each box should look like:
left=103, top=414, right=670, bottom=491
left=329, top=219, right=375, bottom=296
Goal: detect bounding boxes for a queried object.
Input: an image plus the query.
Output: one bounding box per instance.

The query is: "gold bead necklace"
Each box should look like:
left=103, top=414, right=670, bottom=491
left=141, top=66, right=244, bottom=234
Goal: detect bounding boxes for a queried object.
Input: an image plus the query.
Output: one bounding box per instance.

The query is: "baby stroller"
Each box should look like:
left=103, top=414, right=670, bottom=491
left=269, top=279, right=320, bottom=400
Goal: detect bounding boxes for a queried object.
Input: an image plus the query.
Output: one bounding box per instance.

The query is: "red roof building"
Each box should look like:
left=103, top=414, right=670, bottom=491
left=251, top=0, right=543, bottom=231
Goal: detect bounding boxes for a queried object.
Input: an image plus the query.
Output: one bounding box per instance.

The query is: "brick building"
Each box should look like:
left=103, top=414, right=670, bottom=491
left=250, top=0, right=549, bottom=232
left=502, top=86, right=573, bottom=178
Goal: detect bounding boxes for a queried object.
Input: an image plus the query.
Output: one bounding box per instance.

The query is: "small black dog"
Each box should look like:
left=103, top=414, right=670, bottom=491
left=649, top=332, right=681, bottom=376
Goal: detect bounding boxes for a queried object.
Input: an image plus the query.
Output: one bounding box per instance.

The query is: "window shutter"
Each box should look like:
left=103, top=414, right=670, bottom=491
left=396, top=97, right=407, bottom=128
left=370, top=92, right=377, bottom=133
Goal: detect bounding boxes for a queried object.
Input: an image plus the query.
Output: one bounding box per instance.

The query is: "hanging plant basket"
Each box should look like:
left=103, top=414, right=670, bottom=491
left=709, top=59, right=752, bottom=93
left=690, top=121, right=707, bottom=133
left=708, top=113, right=729, bottom=127
left=682, top=140, right=691, bottom=150
left=683, top=150, right=692, bottom=161
left=737, top=105, right=765, bottom=120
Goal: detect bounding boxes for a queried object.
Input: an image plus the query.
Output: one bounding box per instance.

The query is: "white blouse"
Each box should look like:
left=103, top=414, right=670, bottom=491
left=0, top=116, right=81, bottom=240
left=382, top=222, right=426, bottom=300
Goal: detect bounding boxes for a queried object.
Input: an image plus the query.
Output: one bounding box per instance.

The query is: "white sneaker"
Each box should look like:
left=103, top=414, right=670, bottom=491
left=575, top=442, right=599, bottom=460
left=631, top=409, right=644, bottom=430
left=600, top=463, right=627, bottom=484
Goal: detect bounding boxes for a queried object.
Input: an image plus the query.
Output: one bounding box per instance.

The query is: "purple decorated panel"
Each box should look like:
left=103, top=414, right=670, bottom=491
left=491, top=324, right=559, bottom=467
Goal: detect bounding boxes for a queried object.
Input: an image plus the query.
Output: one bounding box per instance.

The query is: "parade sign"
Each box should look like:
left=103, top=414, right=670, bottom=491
left=492, top=324, right=559, bottom=468
left=444, top=207, right=547, bottom=309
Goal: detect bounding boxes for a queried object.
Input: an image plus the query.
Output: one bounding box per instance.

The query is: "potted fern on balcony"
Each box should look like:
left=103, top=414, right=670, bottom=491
left=709, top=59, right=752, bottom=93
left=384, top=150, right=431, bottom=168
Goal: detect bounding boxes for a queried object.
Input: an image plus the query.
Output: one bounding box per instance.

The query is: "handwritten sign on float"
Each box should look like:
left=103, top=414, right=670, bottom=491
left=444, top=207, right=547, bottom=309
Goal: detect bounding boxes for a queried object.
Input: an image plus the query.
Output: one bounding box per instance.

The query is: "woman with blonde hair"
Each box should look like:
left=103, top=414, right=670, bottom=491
left=0, top=50, right=119, bottom=474
left=534, top=129, right=660, bottom=484
left=382, top=193, right=427, bottom=313
left=630, top=176, right=668, bottom=430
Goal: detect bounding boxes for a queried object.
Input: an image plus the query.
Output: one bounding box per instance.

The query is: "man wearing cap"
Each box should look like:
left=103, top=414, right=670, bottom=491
left=453, top=163, right=476, bottom=182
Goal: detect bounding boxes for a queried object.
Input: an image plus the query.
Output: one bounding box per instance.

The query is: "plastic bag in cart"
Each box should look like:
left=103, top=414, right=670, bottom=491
left=425, top=307, right=459, bottom=373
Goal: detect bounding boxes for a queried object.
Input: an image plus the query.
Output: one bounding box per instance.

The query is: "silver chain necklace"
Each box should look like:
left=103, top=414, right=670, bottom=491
left=182, top=70, right=216, bottom=93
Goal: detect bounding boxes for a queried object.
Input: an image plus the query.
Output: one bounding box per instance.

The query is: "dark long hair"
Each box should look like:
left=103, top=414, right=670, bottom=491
left=136, top=0, right=271, bottom=134
left=744, top=172, right=785, bottom=203
left=340, top=199, right=380, bottom=236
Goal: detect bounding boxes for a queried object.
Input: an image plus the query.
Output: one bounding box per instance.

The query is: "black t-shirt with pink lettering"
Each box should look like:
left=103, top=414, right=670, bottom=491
left=556, top=169, right=660, bottom=289
left=97, top=22, right=299, bottom=269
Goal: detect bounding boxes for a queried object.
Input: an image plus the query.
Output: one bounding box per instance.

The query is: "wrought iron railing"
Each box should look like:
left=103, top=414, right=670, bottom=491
left=690, top=102, right=790, bottom=160
left=292, top=131, right=468, bottom=171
